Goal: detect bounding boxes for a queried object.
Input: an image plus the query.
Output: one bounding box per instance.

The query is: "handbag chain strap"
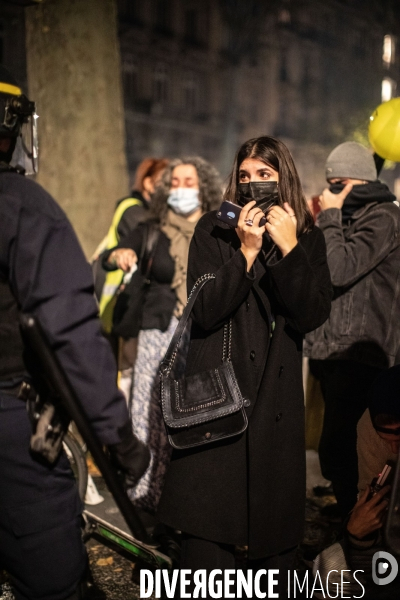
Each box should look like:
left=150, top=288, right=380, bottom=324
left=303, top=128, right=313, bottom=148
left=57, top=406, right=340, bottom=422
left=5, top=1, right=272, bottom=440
left=222, top=319, right=232, bottom=362
left=161, top=273, right=232, bottom=376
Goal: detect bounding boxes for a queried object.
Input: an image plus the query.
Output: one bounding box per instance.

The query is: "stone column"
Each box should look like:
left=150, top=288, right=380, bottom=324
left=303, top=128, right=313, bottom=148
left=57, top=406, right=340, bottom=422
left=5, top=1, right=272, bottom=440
left=25, top=0, right=128, bottom=257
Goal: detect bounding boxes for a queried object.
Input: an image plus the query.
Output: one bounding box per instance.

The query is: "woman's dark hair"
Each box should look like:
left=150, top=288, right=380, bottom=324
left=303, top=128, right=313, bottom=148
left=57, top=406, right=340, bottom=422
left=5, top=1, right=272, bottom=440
left=224, top=136, right=314, bottom=235
left=150, top=156, right=223, bottom=222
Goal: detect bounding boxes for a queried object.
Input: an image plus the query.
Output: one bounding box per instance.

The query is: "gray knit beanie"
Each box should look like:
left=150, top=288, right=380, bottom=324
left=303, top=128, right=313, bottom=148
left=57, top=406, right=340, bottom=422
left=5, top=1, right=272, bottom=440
left=325, top=142, right=377, bottom=182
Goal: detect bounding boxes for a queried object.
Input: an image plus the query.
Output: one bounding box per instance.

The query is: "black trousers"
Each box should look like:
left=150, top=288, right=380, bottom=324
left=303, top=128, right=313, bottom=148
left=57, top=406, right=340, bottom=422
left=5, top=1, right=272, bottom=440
left=312, top=359, right=383, bottom=519
left=178, top=534, right=297, bottom=599
left=0, top=392, right=87, bottom=600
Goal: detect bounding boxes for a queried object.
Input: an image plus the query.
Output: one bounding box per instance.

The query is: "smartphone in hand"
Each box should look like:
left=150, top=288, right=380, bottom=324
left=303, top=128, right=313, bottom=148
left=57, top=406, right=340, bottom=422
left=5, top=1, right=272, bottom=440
left=216, top=201, right=266, bottom=227
left=369, top=463, right=393, bottom=498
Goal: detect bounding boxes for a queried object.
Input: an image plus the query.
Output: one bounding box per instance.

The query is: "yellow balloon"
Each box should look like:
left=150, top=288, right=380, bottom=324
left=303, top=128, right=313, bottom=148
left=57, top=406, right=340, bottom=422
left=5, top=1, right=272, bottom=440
left=369, top=98, right=400, bottom=161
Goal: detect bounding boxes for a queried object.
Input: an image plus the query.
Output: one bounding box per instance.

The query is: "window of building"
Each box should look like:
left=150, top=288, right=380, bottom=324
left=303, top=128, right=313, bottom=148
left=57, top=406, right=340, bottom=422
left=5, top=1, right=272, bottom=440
left=122, top=59, right=138, bottom=102
left=155, top=0, right=171, bottom=32
left=382, top=77, right=396, bottom=102
left=280, top=53, right=288, bottom=83
left=185, top=9, right=199, bottom=42
left=278, top=9, right=291, bottom=24
left=352, top=28, right=367, bottom=56
left=301, top=59, right=311, bottom=94
left=118, top=0, right=140, bottom=23
left=153, top=63, right=169, bottom=105
left=182, top=72, right=198, bottom=113
left=383, top=34, right=396, bottom=66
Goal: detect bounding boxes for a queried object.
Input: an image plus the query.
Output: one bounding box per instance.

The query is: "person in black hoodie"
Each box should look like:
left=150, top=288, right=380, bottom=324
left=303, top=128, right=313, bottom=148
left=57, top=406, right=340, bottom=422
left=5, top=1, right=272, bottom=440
left=304, top=141, right=400, bottom=520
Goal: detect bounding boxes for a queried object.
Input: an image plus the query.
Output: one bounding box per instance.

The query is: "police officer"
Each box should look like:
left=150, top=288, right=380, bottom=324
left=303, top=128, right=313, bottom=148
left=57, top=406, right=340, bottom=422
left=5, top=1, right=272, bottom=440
left=0, top=66, right=150, bottom=600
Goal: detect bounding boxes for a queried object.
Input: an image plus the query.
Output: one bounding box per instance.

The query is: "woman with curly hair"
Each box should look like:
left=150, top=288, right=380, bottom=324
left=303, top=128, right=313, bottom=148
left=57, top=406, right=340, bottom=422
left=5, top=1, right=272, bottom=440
left=102, top=156, right=222, bottom=514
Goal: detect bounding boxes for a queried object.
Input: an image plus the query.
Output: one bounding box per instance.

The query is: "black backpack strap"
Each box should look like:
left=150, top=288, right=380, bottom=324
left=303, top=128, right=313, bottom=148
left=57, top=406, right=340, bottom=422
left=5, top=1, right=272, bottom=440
left=160, top=274, right=216, bottom=375
left=139, top=222, right=161, bottom=281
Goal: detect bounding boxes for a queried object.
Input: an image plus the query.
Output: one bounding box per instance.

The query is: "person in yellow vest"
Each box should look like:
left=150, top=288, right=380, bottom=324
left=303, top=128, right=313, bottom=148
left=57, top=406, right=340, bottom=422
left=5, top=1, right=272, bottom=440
left=93, top=158, right=168, bottom=346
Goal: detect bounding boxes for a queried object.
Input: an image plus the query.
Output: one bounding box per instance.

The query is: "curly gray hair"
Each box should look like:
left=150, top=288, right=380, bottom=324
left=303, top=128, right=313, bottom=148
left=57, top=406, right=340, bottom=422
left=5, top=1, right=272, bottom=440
left=150, top=156, right=223, bottom=221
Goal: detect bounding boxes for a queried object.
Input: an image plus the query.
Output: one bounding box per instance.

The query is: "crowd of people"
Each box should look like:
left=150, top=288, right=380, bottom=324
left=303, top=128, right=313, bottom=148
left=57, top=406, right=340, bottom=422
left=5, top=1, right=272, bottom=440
left=2, top=61, right=400, bottom=600
left=92, top=136, right=400, bottom=597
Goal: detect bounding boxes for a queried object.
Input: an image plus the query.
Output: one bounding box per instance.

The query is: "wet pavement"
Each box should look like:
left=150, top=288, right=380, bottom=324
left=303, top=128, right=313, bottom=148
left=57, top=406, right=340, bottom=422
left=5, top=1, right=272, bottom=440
left=0, top=451, right=340, bottom=600
left=0, top=538, right=147, bottom=600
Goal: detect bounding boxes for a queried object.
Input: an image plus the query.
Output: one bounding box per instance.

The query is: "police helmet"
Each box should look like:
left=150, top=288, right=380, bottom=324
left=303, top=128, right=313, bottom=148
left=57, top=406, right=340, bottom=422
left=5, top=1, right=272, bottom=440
left=0, top=66, right=38, bottom=174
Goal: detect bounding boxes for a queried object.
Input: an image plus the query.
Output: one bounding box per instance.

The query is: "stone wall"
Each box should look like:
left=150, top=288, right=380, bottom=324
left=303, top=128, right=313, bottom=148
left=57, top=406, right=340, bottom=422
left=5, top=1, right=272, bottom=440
left=25, top=0, right=129, bottom=257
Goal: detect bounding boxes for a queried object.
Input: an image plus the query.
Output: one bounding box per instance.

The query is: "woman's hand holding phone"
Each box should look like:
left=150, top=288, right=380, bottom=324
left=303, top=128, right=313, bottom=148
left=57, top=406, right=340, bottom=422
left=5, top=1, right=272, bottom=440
left=266, top=203, right=298, bottom=257
left=236, top=201, right=266, bottom=272
left=347, top=484, right=391, bottom=539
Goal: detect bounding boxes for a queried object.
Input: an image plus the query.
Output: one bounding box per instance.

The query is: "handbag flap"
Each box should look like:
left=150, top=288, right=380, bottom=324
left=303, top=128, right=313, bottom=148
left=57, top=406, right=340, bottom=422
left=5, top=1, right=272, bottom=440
left=161, top=360, right=244, bottom=428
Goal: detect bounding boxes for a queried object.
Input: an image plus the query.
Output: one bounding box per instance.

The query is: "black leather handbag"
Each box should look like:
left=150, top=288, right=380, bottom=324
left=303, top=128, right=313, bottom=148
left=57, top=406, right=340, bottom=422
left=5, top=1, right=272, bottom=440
left=159, top=274, right=248, bottom=450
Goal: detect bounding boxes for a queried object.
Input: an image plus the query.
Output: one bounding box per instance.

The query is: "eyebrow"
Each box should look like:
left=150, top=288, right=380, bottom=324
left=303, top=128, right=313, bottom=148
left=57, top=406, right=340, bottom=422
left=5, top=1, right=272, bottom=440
left=239, top=167, right=272, bottom=173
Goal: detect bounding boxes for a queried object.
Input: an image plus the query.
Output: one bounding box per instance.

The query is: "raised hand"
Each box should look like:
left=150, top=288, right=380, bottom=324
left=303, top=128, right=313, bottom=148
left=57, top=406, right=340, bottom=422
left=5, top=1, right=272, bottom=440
left=236, top=201, right=266, bottom=271
left=265, top=202, right=298, bottom=257
left=319, top=183, right=353, bottom=211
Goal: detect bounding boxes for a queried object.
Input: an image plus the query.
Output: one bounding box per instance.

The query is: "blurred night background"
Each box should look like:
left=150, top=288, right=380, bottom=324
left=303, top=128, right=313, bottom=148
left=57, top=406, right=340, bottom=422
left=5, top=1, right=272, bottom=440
left=2, top=0, right=400, bottom=255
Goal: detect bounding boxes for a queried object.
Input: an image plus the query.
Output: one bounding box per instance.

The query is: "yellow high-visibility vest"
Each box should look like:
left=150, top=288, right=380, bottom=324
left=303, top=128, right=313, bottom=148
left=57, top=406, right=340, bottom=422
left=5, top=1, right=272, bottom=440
left=99, top=197, right=143, bottom=333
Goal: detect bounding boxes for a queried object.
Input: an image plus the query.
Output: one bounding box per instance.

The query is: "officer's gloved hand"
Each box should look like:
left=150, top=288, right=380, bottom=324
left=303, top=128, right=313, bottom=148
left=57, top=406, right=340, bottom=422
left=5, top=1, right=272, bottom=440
left=109, top=422, right=150, bottom=489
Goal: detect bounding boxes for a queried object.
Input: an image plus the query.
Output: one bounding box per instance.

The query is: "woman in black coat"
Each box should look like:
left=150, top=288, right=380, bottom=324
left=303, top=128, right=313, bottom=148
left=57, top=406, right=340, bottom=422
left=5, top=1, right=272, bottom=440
left=157, top=137, right=332, bottom=596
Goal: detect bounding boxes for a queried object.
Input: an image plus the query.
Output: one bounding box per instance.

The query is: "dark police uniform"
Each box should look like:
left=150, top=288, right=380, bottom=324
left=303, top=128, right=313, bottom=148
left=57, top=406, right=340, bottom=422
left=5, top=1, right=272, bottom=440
left=0, top=166, right=130, bottom=600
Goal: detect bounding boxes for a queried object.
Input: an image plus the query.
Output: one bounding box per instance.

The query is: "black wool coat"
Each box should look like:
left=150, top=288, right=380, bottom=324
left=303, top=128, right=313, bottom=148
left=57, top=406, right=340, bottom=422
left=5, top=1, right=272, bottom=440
left=157, top=211, right=332, bottom=559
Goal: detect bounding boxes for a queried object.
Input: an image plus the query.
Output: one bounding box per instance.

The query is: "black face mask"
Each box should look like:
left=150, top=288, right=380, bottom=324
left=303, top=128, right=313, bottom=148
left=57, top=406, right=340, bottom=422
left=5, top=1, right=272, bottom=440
left=238, top=181, right=279, bottom=212
left=329, top=183, right=346, bottom=195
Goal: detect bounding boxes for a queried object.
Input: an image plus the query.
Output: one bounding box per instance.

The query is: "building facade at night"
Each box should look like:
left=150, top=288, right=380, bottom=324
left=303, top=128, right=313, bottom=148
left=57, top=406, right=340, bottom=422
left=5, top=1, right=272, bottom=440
left=117, top=0, right=400, bottom=195
left=0, top=2, right=27, bottom=92
left=1, top=0, right=399, bottom=197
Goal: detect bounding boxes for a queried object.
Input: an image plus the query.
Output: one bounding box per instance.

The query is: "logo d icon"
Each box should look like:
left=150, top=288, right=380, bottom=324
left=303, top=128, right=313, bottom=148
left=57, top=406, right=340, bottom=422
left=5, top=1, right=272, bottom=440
left=372, top=551, right=398, bottom=586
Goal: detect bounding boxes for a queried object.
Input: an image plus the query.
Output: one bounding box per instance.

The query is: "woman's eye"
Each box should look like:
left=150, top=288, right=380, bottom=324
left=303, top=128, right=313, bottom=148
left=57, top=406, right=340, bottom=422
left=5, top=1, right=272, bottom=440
left=259, top=171, right=271, bottom=179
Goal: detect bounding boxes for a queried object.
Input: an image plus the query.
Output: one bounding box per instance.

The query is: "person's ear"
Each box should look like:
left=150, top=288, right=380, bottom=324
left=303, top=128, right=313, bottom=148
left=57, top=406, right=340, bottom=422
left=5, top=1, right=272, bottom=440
left=142, top=176, right=155, bottom=195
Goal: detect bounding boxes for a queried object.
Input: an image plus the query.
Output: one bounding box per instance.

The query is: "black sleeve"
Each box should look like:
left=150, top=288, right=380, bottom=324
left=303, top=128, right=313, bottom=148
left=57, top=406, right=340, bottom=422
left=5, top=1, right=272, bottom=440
left=9, top=204, right=129, bottom=446
left=317, top=206, right=399, bottom=288
left=101, top=225, right=145, bottom=272
left=116, top=204, right=147, bottom=240
left=266, top=227, right=333, bottom=334
left=187, top=214, right=257, bottom=331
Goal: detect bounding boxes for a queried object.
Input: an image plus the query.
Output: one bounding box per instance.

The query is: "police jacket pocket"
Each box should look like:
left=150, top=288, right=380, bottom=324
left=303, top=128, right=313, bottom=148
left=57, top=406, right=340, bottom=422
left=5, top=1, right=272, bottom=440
left=5, top=486, right=82, bottom=537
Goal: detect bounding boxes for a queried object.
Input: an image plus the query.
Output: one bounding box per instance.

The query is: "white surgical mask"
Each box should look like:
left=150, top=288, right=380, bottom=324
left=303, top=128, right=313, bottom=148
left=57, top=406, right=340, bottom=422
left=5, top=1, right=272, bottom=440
left=167, top=187, right=200, bottom=216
